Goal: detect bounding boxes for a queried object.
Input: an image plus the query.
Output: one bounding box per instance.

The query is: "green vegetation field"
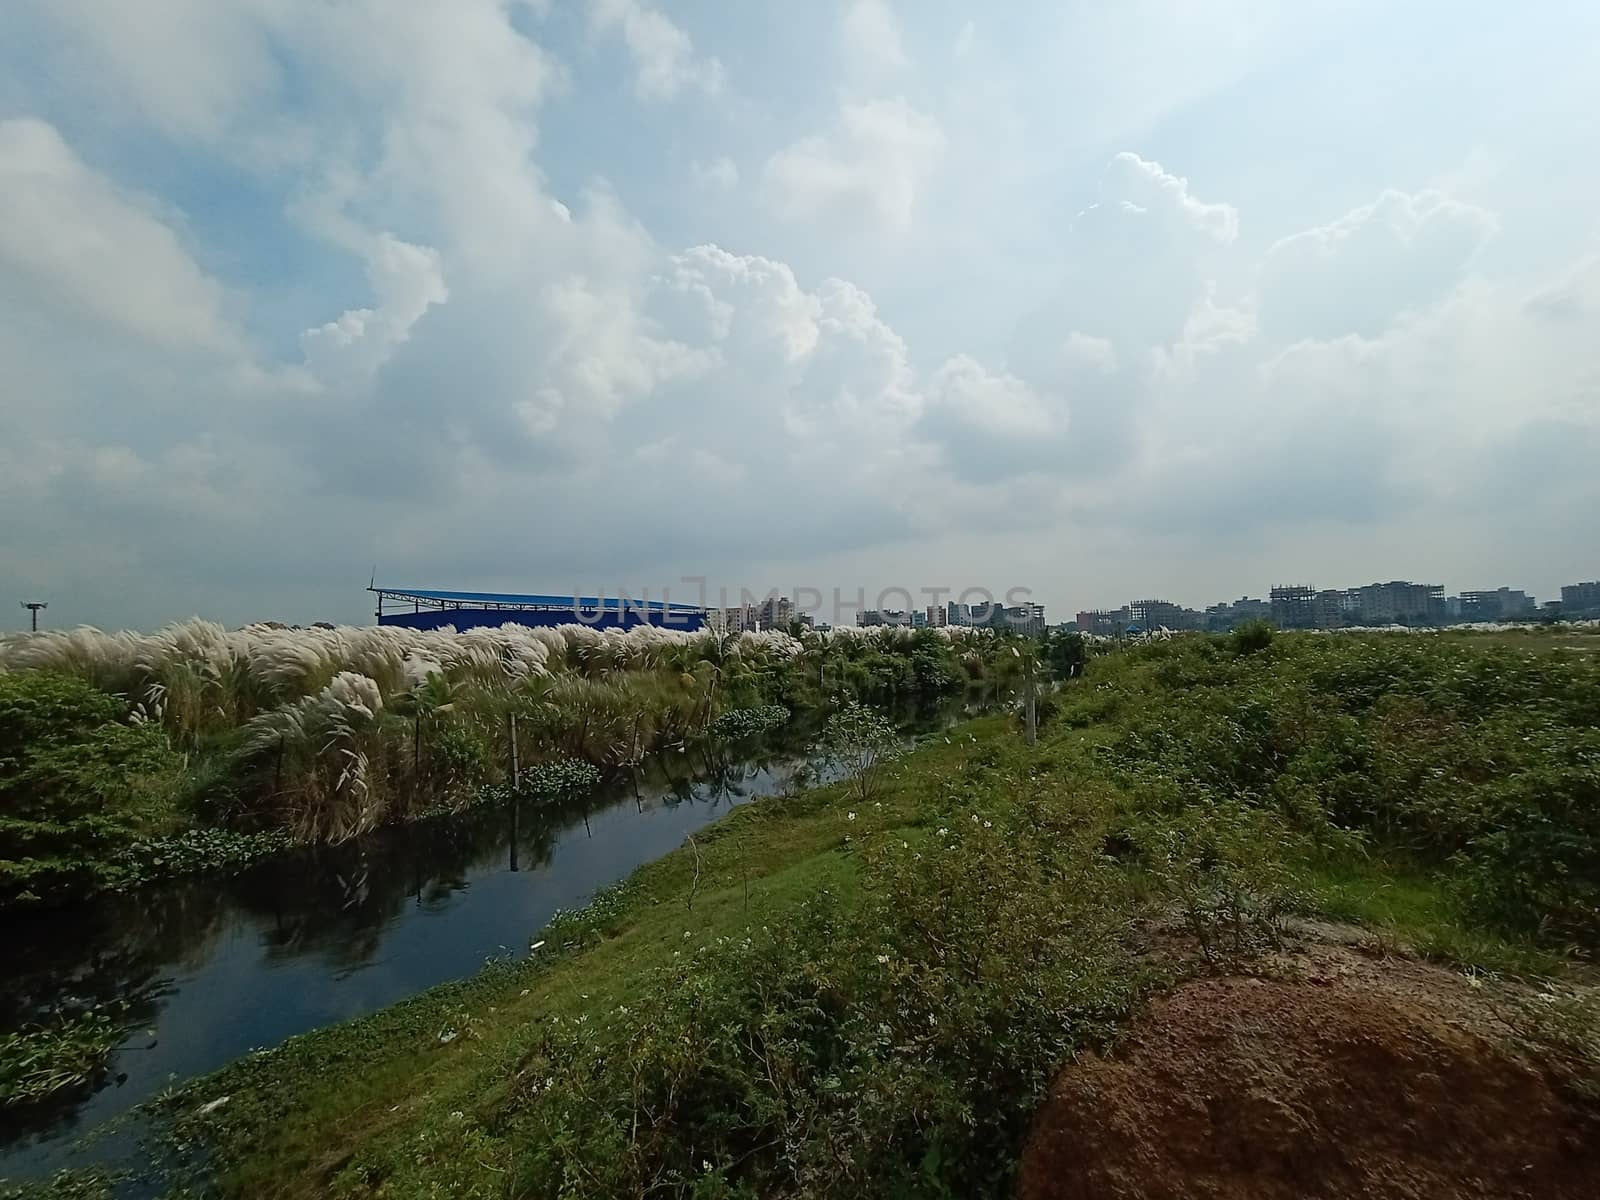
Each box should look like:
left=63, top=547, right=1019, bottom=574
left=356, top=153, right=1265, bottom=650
left=124, top=627, right=1599, bottom=1200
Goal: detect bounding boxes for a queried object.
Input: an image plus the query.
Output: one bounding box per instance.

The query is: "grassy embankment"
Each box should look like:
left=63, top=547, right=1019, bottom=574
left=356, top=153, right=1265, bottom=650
left=122, top=627, right=1600, bottom=1200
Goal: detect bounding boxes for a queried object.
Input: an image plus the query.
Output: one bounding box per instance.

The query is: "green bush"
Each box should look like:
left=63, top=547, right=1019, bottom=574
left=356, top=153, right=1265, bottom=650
left=0, top=672, right=185, bottom=907
left=1094, top=634, right=1600, bottom=945
left=817, top=702, right=903, bottom=804
left=1230, top=619, right=1275, bottom=655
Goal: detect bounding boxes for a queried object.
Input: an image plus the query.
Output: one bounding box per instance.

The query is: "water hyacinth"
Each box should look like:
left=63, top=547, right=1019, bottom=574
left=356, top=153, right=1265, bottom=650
left=707, top=704, right=790, bottom=740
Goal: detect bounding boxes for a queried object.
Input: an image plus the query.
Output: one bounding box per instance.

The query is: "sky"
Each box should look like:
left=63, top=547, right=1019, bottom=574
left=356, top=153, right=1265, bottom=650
left=2, top=0, right=1598, bottom=631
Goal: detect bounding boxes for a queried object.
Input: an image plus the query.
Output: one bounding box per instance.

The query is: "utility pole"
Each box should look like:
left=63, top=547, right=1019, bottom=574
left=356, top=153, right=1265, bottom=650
left=21, top=601, right=46, bottom=632
left=1011, top=642, right=1037, bottom=746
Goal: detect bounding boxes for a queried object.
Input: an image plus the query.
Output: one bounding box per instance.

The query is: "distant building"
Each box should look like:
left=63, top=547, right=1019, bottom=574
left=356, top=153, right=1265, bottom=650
left=1076, top=608, right=1130, bottom=636
left=1204, top=596, right=1270, bottom=632
left=1458, top=588, right=1536, bottom=622
left=708, top=606, right=750, bottom=635
left=1003, top=602, right=1047, bottom=637
left=755, top=595, right=794, bottom=630
left=1129, top=599, right=1188, bottom=631
left=1561, top=581, right=1600, bottom=616
left=858, top=609, right=912, bottom=627
left=1351, top=581, right=1446, bottom=626
left=1270, top=585, right=1319, bottom=630
left=936, top=602, right=979, bottom=627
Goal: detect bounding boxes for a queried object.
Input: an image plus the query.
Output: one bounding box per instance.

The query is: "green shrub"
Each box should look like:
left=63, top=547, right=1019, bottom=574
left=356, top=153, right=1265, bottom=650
left=817, top=702, right=903, bottom=804
left=1230, top=619, right=1275, bottom=655
left=1095, top=634, right=1600, bottom=946
left=0, top=672, right=185, bottom=907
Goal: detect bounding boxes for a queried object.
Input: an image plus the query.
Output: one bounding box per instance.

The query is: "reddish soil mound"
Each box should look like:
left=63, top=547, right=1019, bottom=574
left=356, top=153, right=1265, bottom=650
left=1020, top=945, right=1599, bottom=1199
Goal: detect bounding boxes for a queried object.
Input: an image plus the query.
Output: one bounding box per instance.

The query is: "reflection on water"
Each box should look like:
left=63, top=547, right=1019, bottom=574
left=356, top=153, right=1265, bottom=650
left=0, top=709, right=968, bottom=1183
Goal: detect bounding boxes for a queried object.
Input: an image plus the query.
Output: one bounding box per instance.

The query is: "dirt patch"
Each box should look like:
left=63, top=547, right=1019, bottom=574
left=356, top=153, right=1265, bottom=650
left=1019, top=943, right=1600, bottom=1199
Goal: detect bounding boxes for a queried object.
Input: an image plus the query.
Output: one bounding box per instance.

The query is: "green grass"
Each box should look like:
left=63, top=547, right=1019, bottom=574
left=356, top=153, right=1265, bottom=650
left=147, top=632, right=1599, bottom=1198
left=1300, top=852, right=1574, bottom=977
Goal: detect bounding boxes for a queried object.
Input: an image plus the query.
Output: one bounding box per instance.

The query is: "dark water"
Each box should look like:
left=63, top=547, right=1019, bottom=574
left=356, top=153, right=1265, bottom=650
left=0, top=729, right=846, bottom=1183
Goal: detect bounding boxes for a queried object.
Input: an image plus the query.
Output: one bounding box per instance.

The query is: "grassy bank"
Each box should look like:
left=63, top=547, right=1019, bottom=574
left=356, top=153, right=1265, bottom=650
left=133, top=628, right=1598, bottom=1199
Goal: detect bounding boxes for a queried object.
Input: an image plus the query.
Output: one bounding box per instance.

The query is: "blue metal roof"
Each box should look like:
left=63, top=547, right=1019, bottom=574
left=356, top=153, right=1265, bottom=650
left=373, top=587, right=702, bottom=612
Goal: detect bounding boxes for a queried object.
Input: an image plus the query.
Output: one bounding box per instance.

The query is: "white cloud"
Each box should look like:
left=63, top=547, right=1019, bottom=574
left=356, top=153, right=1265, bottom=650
left=764, top=98, right=945, bottom=232
left=1260, top=189, right=1496, bottom=341
left=0, top=118, right=233, bottom=349
left=301, top=234, right=449, bottom=385
left=691, top=156, right=740, bottom=190
left=841, top=0, right=908, bottom=74
left=19, top=0, right=281, bottom=145
left=1062, top=332, right=1119, bottom=375
left=920, top=356, right=1068, bottom=483
left=1097, top=152, right=1238, bottom=244
left=589, top=0, right=724, bottom=100
left=659, top=245, right=821, bottom=363
left=5, top=3, right=1600, bottom=626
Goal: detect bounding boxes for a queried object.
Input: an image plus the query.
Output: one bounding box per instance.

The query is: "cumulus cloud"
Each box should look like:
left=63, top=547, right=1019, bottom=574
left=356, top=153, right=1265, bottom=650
left=1098, top=152, right=1238, bottom=244
left=841, top=0, right=908, bottom=74
left=0, top=118, right=232, bottom=349
left=919, top=357, right=1068, bottom=483
left=1259, top=189, right=1496, bottom=341
left=301, top=235, right=448, bottom=385
left=764, top=98, right=945, bottom=232
left=4, top=4, right=1600, bottom=627
left=1011, top=150, right=1239, bottom=385
left=589, top=0, right=723, bottom=99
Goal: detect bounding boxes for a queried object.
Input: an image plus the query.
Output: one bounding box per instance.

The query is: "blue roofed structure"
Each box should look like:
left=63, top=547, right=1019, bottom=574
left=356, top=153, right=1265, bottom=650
left=370, top=586, right=706, bottom=631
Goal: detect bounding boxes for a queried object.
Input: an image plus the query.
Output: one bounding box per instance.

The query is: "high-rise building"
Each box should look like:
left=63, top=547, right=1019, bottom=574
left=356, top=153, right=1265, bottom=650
left=1561, top=581, right=1600, bottom=615
left=755, top=595, right=794, bottom=630
left=1458, top=588, right=1536, bottom=621
left=1351, top=581, right=1446, bottom=625
left=1002, top=603, right=1046, bottom=637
